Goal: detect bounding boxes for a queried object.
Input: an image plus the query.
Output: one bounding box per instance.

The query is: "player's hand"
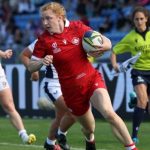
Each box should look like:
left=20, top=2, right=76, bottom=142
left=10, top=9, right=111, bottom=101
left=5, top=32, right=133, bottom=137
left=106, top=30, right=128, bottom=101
left=112, top=64, right=119, bottom=73
left=31, top=71, right=39, bottom=81
left=3, top=49, right=13, bottom=59
left=98, top=35, right=112, bottom=51
left=42, top=55, right=53, bottom=66
left=118, top=64, right=129, bottom=72
left=88, top=36, right=111, bottom=58
left=88, top=50, right=104, bottom=58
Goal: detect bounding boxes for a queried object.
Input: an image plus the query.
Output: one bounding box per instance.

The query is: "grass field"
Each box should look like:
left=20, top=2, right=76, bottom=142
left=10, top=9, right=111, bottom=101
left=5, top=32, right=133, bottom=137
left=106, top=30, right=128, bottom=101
left=0, top=117, right=149, bottom=150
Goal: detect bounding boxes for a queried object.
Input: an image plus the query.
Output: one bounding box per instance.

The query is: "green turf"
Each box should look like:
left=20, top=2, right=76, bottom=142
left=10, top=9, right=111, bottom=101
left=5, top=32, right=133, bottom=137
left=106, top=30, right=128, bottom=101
left=0, top=117, right=149, bottom=150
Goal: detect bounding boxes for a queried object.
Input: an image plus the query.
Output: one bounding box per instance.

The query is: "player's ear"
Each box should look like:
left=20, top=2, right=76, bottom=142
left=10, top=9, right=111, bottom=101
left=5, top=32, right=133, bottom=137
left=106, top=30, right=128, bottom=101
left=58, top=15, right=63, bottom=21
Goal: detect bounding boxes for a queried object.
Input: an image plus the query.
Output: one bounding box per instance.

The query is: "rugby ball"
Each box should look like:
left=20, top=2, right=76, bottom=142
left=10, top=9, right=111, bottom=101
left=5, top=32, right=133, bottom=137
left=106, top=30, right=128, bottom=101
left=82, top=30, right=103, bottom=53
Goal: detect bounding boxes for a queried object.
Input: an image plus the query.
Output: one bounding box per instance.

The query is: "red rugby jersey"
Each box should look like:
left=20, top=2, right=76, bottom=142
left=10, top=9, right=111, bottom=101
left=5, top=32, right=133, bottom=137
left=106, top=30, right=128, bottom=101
left=32, top=20, right=96, bottom=87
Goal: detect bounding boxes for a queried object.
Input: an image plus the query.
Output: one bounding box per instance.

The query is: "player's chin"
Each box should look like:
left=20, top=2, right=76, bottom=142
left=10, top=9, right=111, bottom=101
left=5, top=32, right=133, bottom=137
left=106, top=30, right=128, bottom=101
left=46, top=28, right=53, bottom=33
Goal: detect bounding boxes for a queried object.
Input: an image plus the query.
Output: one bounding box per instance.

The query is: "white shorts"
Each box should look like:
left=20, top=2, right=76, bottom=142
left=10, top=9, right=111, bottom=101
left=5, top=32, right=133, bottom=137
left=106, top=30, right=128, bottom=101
left=43, top=78, right=62, bottom=102
left=0, top=69, right=9, bottom=91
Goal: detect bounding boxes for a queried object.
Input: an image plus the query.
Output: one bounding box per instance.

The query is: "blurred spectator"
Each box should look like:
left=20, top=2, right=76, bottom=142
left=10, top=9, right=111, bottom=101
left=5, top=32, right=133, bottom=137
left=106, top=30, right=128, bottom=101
left=52, top=0, right=62, bottom=3
left=138, top=0, right=150, bottom=6
left=24, top=19, right=43, bottom=44
left=90, top=0, right=105, bottom=16
left=9, top=0, right=18, bottom=13
left=0, top=0, right=150, bottom=64
left=1, top=0, right=12, bottom=22
left=0, top=18, right=7, bottom=45
left=76, top=0, right=89, bottom=25
left=30, top=0, right=48, bottom=7
left=5, top=17, right=18, bottom=47
left=76, top=0, right=87, bottom=17
left=99, top=16, right=113, bottom=33
left=26, top=19, right=37, bottom=30
left=63, top=0, right=78, bottom=12
left=17, top=0, right=36, bottom=14
left=14, top=28, right=23, bottom=44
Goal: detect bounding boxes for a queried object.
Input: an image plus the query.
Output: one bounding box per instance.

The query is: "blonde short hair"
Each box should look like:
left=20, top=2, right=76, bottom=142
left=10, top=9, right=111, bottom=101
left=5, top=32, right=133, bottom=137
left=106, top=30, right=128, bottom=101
left=40, top=2, right=66, bottom=20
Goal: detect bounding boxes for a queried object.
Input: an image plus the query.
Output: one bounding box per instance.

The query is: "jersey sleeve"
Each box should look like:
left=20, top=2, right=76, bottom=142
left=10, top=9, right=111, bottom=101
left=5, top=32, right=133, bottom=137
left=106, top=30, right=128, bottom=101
left=76, top=21, right=92, bottom=36
left=28, top=39, right=38, bottom=52
left=113, top=32, right=133, bottom=54
left=32, top=36, right=47, bottom=60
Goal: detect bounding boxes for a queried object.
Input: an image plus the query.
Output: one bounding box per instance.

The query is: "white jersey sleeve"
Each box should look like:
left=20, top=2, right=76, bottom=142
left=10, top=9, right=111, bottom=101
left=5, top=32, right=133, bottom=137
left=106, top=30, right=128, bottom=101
left=29, top=39, right=58, bottom=79
left=28, top=39, right=38, bottom=52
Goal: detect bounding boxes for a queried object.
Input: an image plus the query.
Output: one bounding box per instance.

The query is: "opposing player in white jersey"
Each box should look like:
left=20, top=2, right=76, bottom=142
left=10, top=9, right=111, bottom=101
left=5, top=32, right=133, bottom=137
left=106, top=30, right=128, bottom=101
left=0, top=49, right=36, bottom=144
left=20, top=40, right=75, bottom=150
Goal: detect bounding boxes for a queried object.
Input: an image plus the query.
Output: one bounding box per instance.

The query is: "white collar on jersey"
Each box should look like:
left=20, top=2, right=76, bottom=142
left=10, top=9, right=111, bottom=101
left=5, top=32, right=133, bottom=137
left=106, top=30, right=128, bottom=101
left=65, top=19, right=70, bottom=27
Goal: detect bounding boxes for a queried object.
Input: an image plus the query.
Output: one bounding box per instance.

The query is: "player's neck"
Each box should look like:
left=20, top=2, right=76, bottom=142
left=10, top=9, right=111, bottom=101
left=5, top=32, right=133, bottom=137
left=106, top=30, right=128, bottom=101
left=57, top=20, right=65, bottom=34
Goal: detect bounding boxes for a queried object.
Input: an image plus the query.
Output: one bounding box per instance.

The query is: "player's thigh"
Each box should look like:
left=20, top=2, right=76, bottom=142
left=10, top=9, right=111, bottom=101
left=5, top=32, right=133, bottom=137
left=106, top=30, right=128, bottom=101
left=90, top=88, right=115, bottom=119
left=54, top=96, right=69, bottom=116
left=0, top=88, right=15, bottom=109
left=76, top=108, right=95, bottom=131
left=0, top=77, right=13, bottom=106
left=45, top=81, right=69, bottom=112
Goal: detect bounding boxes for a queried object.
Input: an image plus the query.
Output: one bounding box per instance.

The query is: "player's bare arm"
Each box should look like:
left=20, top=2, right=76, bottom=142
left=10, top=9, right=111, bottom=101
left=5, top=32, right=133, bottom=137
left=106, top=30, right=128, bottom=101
left=20, top=47, right=39, bottom=81
left=28, top=55, right=53, bottom=73
left=20, top=48, right=32, bottom=68
left=0, top=49, right=13, bottom=59
left=100, top=35, right=112, bottom=50
left=28, top=59, right=44, bottom=73
left=110, top=52, right=119, bottom=72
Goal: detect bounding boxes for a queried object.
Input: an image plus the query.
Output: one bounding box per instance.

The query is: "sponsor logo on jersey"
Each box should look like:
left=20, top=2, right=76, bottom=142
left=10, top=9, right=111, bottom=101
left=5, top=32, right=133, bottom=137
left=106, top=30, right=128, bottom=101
left=71, top=37, right=79, bottom=45
left=135, top=39, right=138, bottom=43
left=52, top=42, right=57, bottom=48
left=76, top=72, right=86, bottom=79
left=53, top=48, right=61, bottom=53
left=137, top=76, right=144, bottom=83
left=52, top=42, right=61, bottom=53
left=53, top=90, right=57, bottom=95
left=62, top=39, right=67, bottom=45
left=95, top=83, right=98, bottom=86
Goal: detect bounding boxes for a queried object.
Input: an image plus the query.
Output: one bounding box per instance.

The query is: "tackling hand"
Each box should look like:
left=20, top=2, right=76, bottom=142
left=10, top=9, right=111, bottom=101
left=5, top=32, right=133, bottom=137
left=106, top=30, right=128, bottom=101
left=42, top=55, right=53, bottom=66
left=3, top=49, right=13, bottom=59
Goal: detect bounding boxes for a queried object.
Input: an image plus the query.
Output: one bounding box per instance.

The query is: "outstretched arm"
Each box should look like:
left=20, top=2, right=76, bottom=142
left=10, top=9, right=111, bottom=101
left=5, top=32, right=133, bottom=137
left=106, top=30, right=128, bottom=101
left=20, top=47, right=39, bottom=81
left=28, top=55, right=53, bottom=73
left=0, top=49, right=13, bottom=59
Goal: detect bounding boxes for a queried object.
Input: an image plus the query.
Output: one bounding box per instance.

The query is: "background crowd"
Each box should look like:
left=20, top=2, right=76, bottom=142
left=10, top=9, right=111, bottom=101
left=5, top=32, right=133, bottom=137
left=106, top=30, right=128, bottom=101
left=0, top=0, right=150, bottom=63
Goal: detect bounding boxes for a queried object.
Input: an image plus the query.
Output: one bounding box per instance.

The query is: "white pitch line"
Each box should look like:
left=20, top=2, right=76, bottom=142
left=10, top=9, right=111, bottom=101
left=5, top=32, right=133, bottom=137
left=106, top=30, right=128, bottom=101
left=0, top=142, right=107, bottom=150
left=0, top=142, right=42, bottom=148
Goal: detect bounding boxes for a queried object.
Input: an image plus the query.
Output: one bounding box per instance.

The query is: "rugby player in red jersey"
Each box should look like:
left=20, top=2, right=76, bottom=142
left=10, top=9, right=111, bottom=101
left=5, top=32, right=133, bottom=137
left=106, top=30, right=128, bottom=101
left=28, top=2, right=138, bottom=150
left=20, top=39, right=75, bottom=150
